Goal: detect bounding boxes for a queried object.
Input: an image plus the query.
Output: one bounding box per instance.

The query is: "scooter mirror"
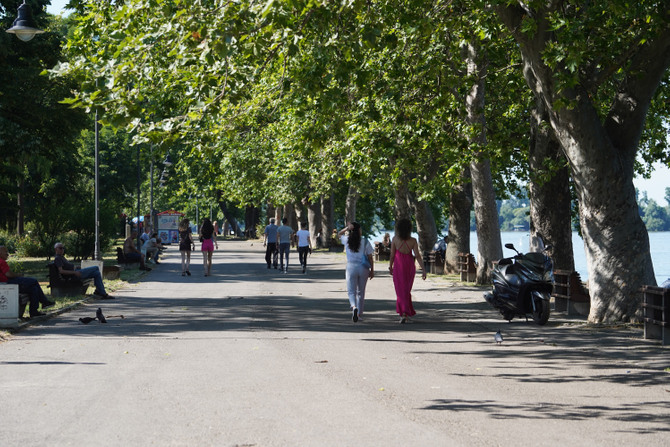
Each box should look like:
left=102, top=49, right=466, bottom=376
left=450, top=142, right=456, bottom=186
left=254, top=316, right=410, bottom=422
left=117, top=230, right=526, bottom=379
left=504, top=243, right=515, bottom=250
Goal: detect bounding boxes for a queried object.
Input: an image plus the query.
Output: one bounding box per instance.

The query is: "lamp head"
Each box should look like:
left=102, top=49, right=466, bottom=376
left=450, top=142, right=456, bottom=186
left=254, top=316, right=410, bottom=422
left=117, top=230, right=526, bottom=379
left=6, top=1, right=45, bottom=42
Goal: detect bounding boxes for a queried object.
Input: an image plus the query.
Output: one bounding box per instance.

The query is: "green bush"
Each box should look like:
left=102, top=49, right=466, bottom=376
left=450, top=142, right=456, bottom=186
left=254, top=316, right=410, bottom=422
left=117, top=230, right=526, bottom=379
left=0, top=231, right=19, bottom=253
left=6, top=258, right=24, bottom=274
left=15, top=234, right=43, bottom=257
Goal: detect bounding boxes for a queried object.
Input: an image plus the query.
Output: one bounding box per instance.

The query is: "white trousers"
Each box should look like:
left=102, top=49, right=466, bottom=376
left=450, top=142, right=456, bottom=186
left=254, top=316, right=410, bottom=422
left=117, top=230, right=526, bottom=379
left=346, top=263, right=369, bottom=315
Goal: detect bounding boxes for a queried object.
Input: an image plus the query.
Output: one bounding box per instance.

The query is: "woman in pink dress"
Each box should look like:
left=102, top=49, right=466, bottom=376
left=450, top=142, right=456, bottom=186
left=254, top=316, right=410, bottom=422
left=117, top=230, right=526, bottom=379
left=388, top=218, right=426, bottom=323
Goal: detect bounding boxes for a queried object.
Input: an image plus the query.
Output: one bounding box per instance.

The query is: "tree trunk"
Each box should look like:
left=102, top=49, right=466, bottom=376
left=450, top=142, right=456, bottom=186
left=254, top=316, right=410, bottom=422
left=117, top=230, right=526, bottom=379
left=244, top=205, right=260, bottom=238
left=495, top=5, right=668, bottom=321
left=466, top=39, right=502, bottom=285
left=307, top=199, right=322, bottom=248
left=16, top=178, right=25, bottom=236
left=345, top=185, right=359, bottom=224
left=283, top=203, right=297, bottom=230
left=394, top=177, right=412, bottom=221
left=528, top=99, right=574, bottom=272
left=294, top=202, right=305, bottom=227
left=410, top=196, right=437, bottom=258
left=266, top=204, right=275, bottom=222
left=446, top=169, right=473, bottom=274
left=321, top=194, right=334, bottom=248
left=216, top=191, right=243, bottom=237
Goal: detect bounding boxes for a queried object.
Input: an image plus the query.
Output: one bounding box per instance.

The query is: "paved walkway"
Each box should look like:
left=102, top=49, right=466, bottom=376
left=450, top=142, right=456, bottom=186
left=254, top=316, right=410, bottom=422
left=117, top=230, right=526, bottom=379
left=1, top=240, right=668, bottom=446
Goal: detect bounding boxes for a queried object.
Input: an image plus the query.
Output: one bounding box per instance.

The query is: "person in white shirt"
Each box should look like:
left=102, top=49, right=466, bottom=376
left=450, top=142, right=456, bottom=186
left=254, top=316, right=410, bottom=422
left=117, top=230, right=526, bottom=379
left=140, top=226, right=151, bottom=244
left=295, top=222, right=312, bottom=274
left=338, top=222, right=374, bottom=323
left=141, top=233, right=161, bottom=264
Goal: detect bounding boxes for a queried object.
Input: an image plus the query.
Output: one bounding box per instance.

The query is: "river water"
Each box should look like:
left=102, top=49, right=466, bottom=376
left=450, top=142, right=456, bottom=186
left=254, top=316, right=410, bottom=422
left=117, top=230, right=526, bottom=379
left=370, top=230, right=670, bottom=285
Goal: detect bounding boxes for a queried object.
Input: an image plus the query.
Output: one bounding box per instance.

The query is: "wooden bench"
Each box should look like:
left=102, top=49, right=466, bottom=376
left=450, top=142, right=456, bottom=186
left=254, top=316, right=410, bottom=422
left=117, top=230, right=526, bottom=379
left=641, top=285, right=669, bottom=345
left=458, top=253, right=477, bottom=282
left=116, top=247, right=140, bottom=266
left=423, top=250, right=445, bottom=275
left=47, top=263, right=94, bottom=297
left=552, top=269, right=590, bottom=316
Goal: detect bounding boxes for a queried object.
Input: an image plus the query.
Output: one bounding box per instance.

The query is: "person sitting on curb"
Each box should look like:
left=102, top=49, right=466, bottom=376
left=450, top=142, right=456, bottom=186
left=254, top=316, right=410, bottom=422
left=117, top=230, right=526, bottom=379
left=53, top=242, right=113, bottom=299
left=124, top=230, right=152, bottom=271
left=0, top=245, right=55, bottom=318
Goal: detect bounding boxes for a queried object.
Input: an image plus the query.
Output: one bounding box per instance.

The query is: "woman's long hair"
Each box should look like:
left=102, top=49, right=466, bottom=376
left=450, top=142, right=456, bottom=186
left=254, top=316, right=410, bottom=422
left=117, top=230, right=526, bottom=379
left=201, top=218, right=214, bottom=238
left=179, top=218, right=190, bottom=231
left=396, top=218, right=412, bottom=240
left=347, top=222, right=362, bottom=252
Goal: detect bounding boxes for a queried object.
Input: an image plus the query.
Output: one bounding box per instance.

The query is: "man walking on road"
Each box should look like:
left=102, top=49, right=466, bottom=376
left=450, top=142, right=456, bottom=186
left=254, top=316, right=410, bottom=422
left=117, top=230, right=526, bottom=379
left=276, top=218, right=294, bottom=273
left=295, top=222, right=312, bottom=274
left=263, top=218, right=279, bottom=269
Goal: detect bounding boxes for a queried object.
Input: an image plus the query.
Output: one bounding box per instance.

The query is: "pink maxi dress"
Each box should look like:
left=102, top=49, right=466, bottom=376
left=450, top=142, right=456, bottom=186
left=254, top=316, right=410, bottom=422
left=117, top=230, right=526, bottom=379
left=393, top=239, right=417, bottom=317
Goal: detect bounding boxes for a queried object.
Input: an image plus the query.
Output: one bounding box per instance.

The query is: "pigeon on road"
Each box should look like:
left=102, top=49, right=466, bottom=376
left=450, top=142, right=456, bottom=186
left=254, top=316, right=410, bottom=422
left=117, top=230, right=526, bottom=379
left=494, top=330, right=503, bottom=344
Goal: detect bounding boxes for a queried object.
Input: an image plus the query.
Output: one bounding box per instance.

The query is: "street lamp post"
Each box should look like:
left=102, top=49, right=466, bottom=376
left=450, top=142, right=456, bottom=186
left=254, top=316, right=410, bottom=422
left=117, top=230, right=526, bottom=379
left=6, top=1, right=45, bottom=42
left=136, top=145, right=141, bottom=249
left=150, top=145, right=154, bottom=232
left=94, top=108, right=100, bottom=260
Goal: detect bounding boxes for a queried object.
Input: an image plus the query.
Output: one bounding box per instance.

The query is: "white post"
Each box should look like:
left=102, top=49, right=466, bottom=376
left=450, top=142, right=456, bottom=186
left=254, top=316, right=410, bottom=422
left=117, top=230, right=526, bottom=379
left=0, top=284, right=20, bottom=328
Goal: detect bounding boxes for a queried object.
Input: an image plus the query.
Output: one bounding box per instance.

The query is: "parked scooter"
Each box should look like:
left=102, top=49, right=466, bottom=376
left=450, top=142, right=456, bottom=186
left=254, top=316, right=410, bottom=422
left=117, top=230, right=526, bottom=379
left=484, top=243, right=553, bottom=325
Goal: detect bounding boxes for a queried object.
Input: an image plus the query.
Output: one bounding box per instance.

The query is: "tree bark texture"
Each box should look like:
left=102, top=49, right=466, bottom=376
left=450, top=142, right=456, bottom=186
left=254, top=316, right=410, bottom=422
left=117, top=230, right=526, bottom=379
left=307, top=199, right=322, bottom=248
left=345, top=185, right=359, bottom=224
left=409, top=195, right=438, bottom=257
left=16, top=179, right=24, bottom=236
left=294, top=202, right=305, bottom=226
left=320, top=194, right=334, bottom=248
left=446, top=168, right=473, bottom=274
left=394, top=177, right=412, bottom=222
left=466, top=40, right=502, bottom=284
left=244, top=205, right=260, bottom=238
left=266, top=204, right=276, bottom=222
left=496, top=4, right=669, bottom=321
left=528, top=99, right=575, bottom=272
left=282, top=203, right=296, bottom=230
left=216, top=191, right=243, bottom=237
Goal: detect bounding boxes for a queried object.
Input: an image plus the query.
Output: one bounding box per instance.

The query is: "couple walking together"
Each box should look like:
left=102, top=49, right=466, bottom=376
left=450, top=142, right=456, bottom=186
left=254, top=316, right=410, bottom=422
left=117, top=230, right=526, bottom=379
left=339, top=218, right=425, bottom=323
left=178, top=218, right=218, bottom=277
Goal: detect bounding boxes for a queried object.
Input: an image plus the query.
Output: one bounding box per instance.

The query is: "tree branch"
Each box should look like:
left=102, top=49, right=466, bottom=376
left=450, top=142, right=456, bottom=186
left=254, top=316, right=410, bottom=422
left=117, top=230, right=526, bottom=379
left=605, top=16, right=670, bottom=157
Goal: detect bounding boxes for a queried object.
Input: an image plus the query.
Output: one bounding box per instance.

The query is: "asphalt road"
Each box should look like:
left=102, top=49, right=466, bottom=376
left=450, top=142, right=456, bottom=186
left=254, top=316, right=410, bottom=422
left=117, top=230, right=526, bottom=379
left=1, top=240, right=669, bottom=446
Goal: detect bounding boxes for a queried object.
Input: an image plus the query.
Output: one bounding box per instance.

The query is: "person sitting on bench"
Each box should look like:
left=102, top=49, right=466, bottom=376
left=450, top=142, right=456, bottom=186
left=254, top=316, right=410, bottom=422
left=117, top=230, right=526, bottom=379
left=53, top=242, right=113, bottom=299
left=0, top=245, right=55, bottom=317
left=141, top=232, right=162, bottom=264
left=124, top=230, right=151, bottom=271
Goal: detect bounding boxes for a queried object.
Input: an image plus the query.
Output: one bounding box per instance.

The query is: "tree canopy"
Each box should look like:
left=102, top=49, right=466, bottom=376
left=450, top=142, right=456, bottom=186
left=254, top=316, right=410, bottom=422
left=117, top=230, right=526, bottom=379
left=19, top=0, right=670, bottom=321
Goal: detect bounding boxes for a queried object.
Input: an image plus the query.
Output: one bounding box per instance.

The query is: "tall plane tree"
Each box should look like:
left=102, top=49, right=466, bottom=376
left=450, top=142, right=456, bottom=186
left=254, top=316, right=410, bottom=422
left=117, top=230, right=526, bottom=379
left=496, top=1, right=670, bottom=322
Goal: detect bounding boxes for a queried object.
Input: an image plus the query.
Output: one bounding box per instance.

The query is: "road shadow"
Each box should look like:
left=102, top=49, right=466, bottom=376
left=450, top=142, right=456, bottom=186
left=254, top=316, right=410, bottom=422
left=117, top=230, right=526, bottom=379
left=420, top=398, right=670, bottom=434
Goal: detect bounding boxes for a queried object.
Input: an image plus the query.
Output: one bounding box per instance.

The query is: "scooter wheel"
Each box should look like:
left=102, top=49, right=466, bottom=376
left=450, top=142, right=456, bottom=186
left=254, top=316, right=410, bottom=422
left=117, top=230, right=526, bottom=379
left=531, top=292, right=551, bottom=325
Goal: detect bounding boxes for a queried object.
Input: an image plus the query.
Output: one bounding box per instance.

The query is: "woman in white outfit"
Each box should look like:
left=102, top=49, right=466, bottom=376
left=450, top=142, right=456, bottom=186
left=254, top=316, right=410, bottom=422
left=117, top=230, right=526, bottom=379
left=338, top=222, right=374, bottom=322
